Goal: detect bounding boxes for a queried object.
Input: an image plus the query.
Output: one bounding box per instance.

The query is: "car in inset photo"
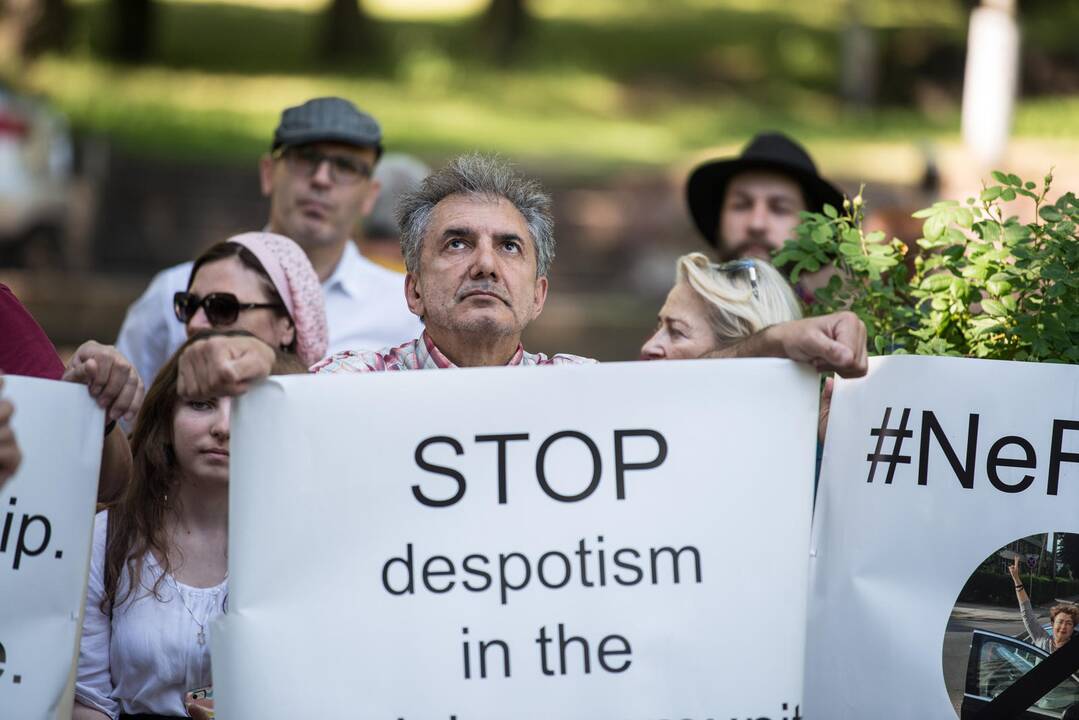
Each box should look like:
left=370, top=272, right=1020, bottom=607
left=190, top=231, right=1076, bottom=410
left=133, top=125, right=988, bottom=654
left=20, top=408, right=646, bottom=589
left=961, top=628, right=1079, bottom=718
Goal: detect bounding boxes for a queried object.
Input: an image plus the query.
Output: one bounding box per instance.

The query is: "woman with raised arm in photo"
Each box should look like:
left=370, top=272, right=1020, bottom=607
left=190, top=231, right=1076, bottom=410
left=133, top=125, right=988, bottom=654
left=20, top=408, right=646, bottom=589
left=1010, top=555, right=1079, bottom=653
left=72, top=332, right=307, bottom=720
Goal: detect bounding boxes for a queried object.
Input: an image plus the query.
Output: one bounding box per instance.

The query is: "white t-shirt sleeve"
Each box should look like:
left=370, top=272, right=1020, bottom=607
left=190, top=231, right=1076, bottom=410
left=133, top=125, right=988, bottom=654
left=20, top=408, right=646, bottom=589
left=74, top=511, right=119, bottom=719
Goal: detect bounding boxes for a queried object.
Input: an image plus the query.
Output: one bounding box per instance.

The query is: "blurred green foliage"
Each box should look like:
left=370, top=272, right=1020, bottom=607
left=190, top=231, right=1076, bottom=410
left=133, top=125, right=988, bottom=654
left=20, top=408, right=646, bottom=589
left=14, top=0, right=1079, bottom=165
left=958, top=570, right=1079, bottom=607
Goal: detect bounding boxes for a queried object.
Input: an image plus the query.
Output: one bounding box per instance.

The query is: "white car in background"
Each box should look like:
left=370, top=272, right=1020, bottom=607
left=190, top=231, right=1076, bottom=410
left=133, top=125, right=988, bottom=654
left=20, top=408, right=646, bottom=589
left=963, top=628, right=1079, bottom=718
left=0, top=85, right=73, bottom=266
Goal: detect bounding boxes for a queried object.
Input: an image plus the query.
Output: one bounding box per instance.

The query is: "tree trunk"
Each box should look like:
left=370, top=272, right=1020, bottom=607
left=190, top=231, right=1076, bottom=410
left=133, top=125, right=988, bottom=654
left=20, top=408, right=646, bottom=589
left=320, top=0, right=378, bottom=63
left=840, top=1, right=877, bottom=109
left=960, top=0, right=1019, bottom=168
left=24, top=0, right=69, bottom=56
left=481, top=0, right=530, bottom=63
left=107, top=0, right=155, bottom=63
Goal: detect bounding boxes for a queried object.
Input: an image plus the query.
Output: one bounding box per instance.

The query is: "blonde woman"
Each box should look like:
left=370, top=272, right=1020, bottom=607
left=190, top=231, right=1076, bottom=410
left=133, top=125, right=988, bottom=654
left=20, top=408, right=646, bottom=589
left=641, top=253, right=837, bottom=447
left=640, top=252, right=802, bottom=360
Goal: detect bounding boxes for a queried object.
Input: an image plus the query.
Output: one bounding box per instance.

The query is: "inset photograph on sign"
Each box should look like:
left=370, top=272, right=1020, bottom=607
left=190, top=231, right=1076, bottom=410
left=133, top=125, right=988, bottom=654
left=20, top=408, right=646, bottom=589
left=943, top=533, right=1079, bottom=719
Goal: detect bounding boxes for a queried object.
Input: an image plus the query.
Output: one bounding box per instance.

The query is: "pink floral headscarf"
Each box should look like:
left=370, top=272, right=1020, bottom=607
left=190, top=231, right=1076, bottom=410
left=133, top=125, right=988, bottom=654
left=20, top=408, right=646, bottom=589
left=226, top=232, right=328, bottom=365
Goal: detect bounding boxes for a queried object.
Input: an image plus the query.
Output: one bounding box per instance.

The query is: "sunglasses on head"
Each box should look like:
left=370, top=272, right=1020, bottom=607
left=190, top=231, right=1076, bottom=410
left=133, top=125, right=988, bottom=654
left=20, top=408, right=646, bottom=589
left=712, top=259, right=760, bottom=299
left=173, top=291, right=284, bottom=326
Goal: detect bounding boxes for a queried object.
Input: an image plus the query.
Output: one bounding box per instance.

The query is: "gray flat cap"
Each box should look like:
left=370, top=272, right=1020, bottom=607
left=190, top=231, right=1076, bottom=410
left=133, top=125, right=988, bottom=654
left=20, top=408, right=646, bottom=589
left=272, top=97, right=382, bottom=154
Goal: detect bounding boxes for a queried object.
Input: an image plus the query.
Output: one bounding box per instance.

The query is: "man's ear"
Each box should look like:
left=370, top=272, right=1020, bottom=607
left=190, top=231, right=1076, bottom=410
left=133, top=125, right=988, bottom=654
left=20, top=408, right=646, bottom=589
left=258, top=154, right=275, bottom=198
left=360, top=179, right=381, bottom=217
left=530, top=275, right=549, bottom=321
left=404, top=272, right=425, bottom=319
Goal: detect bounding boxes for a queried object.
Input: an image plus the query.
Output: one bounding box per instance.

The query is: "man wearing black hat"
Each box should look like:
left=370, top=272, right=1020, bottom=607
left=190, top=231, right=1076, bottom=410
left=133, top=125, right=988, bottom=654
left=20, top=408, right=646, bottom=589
left=116, top=97, right=422, bottom=384
left=686, top=132, right=844, bottom=298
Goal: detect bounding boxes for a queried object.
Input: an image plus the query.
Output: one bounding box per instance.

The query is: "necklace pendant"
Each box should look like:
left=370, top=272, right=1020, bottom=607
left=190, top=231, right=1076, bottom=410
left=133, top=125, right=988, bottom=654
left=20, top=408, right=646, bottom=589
left=197, top=629, right=206, bottom=646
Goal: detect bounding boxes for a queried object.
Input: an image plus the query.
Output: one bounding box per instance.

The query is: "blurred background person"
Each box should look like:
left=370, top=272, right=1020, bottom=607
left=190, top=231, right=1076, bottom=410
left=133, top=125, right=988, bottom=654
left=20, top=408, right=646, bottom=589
left=357, top=152, right=431, bottom=273
left=685, top=132, right=845, bottom=302
left=116, top=97, right=421, bottom=386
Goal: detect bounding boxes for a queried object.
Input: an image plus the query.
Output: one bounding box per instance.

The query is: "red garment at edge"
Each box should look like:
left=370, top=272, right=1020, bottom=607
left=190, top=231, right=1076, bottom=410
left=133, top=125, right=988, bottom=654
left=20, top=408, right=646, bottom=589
left=0, top=283, right=64, bottom=380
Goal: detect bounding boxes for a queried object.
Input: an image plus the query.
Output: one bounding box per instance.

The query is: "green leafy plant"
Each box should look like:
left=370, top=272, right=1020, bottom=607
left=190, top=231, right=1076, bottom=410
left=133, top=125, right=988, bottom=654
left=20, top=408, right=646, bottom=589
left=773, top=170, right=1079, bottom=362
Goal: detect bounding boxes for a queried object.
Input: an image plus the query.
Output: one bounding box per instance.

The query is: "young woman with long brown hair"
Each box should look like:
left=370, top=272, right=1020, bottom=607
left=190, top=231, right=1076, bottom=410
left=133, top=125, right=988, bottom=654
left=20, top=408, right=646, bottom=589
left=73, top=332, right=300, bottom=719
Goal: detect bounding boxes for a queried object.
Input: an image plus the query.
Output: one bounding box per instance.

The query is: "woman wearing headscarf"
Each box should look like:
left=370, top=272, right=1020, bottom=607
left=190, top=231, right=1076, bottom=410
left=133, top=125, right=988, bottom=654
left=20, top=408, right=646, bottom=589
left=173, top=232, right=328, bottom=369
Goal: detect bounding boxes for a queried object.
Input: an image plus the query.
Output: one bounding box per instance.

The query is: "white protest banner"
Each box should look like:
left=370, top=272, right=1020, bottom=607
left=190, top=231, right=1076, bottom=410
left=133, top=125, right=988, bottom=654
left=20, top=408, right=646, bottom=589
left=215, top=359, right=819, bottom=720
left=0, top=376, right=103, bottom=720
left=805, top=356, right=1079, bottom=719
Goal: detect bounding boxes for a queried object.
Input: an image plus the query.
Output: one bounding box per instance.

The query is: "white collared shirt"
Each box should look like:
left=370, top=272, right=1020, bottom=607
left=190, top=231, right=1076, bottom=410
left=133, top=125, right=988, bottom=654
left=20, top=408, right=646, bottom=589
left=319, top=241, right=423, bottom=358
left=116, top=241, right=422, bottom=386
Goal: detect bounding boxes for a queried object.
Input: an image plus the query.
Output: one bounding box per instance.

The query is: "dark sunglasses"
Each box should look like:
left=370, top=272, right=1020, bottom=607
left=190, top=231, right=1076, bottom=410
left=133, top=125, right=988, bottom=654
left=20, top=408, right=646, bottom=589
left=272, top=145, right=373, bottom=184
left=173, top=291, right=285, bottom=326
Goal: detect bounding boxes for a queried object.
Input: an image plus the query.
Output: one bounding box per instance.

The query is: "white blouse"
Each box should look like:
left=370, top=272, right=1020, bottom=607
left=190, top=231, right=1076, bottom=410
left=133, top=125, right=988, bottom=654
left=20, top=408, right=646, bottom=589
left=76, top=511, right=227, bottom=719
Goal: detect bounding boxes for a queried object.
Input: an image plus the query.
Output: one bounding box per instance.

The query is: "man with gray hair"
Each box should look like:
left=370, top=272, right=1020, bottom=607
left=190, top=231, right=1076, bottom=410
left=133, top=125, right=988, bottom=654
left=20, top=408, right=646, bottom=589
left=175, top=153, right=867, bottom=397
left=316, top=152, right=583, bottom=370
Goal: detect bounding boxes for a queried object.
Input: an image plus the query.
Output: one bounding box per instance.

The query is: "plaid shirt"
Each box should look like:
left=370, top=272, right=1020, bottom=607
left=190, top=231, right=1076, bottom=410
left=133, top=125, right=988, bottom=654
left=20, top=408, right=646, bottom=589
left=310, top=332, right=595, bottom=373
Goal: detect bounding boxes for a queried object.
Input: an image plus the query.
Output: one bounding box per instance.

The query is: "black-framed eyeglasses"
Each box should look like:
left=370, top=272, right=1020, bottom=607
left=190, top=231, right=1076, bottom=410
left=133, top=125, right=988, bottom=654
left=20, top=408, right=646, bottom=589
left=272, top=145, right=373, bottom=185
left=173, top=291, right=285, bottom=326
left=712, top=259, right=760, bottom=299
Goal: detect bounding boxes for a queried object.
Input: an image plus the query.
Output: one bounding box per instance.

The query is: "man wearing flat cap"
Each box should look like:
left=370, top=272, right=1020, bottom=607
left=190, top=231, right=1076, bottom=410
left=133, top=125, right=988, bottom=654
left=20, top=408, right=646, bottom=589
left=686, top=132, right=845, bottom=300
left=117, top=97, right=422, bottom=385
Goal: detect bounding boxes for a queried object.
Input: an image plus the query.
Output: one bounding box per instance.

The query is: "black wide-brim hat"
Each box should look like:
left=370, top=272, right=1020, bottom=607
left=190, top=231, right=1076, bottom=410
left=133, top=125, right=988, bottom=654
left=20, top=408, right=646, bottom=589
left=686, top=131, right=845, bottom=247
left=272, top=96, right=383, bottom=158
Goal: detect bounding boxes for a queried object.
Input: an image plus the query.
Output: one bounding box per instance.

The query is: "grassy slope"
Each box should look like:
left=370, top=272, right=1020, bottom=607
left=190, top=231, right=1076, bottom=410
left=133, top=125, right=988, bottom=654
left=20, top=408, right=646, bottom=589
left=19, top=0, right=1079, bottom=174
